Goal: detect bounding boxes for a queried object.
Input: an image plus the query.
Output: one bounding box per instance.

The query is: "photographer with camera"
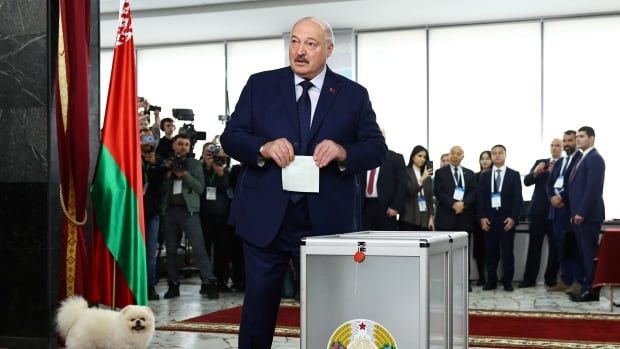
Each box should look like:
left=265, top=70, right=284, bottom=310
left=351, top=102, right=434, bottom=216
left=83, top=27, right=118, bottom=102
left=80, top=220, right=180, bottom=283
left=140, top=128, right=166, bottom=300
left=199, top=141, right=234, bottom=292
left=138, top=97, right=162, bottom=140
left=159, top=134, right=219, bottom=300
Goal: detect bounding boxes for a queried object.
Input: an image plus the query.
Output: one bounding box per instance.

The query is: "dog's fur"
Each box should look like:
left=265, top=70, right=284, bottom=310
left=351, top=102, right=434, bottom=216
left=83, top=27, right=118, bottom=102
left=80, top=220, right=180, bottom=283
left=56, top=296, right=154, bottom=349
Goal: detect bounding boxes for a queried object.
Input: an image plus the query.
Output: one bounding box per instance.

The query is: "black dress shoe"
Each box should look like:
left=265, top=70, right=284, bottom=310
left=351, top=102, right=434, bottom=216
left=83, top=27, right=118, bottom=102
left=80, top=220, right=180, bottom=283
left=164, top=281, right=180, bottom=299
left=200, top=280, right=220, bottom=299
left=504, top=284, right=514, bottom=292
left=570, top=290, right=599, bottom=302
left=482, top=283, right=497, bottom=291
left=518, top=280, right=535, bottom=288
left=147, top=286, right=160, bottom=301
left=476, top=279, right=486, bottom=286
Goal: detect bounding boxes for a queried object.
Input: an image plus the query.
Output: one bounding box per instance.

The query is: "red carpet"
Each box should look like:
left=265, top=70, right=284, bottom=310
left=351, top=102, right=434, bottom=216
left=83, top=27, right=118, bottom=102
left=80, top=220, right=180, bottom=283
left=158, top=305, right=620, bottom=348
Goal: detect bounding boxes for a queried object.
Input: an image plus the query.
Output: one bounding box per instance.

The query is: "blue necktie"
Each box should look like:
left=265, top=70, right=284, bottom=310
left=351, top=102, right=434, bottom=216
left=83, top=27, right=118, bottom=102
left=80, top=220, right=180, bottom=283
left=454, top=167, right=462, bottom=187
left=494, top=169, right=501, bottom=193
left=297, top=80, right=313, bottom=155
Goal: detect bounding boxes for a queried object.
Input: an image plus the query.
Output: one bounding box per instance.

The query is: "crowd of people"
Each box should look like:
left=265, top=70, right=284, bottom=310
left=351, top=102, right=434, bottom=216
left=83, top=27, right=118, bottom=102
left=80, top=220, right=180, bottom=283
left=135, top=16, right=606, bottom=348
left=362, top=128, right=605, bottom=302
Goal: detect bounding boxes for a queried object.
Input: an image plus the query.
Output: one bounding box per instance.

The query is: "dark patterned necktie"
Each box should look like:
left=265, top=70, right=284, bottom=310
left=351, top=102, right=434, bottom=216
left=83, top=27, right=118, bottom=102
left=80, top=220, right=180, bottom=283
left=297, top=80, right=313, bottom=155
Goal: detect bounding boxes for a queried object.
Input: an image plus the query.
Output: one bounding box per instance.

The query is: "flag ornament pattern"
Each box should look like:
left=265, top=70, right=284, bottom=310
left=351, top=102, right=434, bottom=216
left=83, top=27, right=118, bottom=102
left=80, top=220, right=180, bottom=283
left=89, top=0, right=147, bottom=307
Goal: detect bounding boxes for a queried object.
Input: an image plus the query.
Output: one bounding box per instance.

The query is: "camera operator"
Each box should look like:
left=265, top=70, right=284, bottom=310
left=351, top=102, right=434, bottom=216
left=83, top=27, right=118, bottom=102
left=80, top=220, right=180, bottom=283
left=140, top=128, right=166, bottom=300
left=156, top=117, right=175, bottom=159
left=138, top=97, right=161, bottom=140
left=159, top=134, right=219, bottom=299
left=199, top=141, right=234, bottom=292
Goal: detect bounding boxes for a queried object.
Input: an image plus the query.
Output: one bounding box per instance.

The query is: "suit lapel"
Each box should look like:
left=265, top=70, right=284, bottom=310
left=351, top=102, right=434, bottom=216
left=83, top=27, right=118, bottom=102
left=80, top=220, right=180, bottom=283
left=278, top=69, right=298, bottom=135
left=309, top=67, right=341, bottom=142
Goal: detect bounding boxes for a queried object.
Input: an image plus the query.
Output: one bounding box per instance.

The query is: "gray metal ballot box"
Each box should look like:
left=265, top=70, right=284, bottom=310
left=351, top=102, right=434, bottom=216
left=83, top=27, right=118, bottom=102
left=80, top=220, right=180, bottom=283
left=300, top=231, right=468, bottom=349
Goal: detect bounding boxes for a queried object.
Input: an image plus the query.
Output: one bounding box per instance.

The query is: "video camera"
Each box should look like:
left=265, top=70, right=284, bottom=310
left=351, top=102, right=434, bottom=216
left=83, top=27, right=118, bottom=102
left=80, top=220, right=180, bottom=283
left=169, top=154, right=188, bottom=172
left=172, top=108, right=206, bottom=158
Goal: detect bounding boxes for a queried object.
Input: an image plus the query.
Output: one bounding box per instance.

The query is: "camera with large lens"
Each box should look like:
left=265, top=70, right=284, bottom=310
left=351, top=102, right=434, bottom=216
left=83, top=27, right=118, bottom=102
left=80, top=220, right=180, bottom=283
left=140, top=134, right=157, bottom=154
left=169, top=154, right=188, bottom=172
left=172, top=108, right=206, bottom=157
left=205, top=143, right=227, bottom=166
left=148, top=105, right=161, bottom=112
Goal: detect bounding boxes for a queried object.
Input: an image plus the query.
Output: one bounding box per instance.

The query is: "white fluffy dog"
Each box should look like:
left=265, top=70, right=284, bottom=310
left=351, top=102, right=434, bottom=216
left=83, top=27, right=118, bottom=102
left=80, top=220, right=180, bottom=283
left=56, top=296, right=155, bottom=349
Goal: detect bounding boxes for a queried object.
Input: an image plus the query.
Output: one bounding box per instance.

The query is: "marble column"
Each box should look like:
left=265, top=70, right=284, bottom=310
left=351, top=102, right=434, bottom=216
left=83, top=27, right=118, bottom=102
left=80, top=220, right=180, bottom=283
left=0, top=1, right=99, bottom=347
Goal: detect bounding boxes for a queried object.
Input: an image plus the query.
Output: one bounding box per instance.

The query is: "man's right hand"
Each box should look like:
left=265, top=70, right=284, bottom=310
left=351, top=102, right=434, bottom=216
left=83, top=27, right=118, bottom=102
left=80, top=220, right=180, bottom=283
left=550, top=195, right=565, bottom=208
left=260, top=138, right=295, bottom=168
left=480, top=218, right=491, bottom=232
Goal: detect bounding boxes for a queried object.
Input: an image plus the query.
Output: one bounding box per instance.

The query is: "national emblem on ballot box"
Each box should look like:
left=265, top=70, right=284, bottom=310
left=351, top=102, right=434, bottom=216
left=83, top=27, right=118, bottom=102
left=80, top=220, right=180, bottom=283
left=301, top=231, right=469, bottom=349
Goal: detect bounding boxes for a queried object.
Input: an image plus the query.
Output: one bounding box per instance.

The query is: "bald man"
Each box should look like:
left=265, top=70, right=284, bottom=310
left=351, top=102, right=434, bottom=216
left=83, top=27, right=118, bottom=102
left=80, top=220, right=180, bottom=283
left=518, top=138, right=563, bottom=288
left=434, top=146, right=477, bottom=232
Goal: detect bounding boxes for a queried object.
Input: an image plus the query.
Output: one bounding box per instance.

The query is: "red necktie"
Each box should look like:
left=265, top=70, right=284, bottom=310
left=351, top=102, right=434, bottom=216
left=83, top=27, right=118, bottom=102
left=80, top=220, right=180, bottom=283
left=367, top=168, right=377, bottom=195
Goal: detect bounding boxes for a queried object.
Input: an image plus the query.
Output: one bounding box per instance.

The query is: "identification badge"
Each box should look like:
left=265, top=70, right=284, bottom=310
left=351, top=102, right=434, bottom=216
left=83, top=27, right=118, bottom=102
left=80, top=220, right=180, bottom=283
left=206, top=187, right=217, bottom=200
left=491, top=193, right=502, bottom=208
left=418, top=196, right=427, bottom=212
left=453, top=187, right=464, bottom=201
left=554, top=176, right=564, bottom=189
left=173, top=180, right=182, bottom=194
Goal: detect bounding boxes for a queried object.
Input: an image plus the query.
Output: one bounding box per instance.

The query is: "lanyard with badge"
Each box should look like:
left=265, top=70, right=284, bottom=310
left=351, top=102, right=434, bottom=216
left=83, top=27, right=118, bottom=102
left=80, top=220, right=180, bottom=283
left=205, top=171, right=217, bottom=201
left=491, top=170, right=502, bottom=208
left=418, top=187, right=427, bottom=212
left=453, top=168, right=465, bottom=201
left=554, top=156, right=571, bottom=190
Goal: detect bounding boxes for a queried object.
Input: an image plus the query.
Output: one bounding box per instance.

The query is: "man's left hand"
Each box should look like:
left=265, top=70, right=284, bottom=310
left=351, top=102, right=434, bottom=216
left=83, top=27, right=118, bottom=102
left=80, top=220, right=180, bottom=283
left=503, top=217, right=515, bottom=231
left=172, top=170, right=187, bottom=178
left=386, top=207, right=398, bottom=218
left=313, top=140, right=346, bottom=168
left=452, top=201, right=465, bottom=214
left=574, top=214, right=584, bottom=224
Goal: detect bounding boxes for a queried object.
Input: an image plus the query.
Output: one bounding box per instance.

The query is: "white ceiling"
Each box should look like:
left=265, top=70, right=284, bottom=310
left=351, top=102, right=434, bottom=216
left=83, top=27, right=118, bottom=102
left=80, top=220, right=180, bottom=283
left=99, top=0, right=620, bottom=48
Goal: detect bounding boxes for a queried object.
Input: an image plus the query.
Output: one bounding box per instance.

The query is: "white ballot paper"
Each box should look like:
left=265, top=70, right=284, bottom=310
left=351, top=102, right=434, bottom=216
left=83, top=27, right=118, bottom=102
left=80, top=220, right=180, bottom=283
left=282, top=155, right=319, bottom=193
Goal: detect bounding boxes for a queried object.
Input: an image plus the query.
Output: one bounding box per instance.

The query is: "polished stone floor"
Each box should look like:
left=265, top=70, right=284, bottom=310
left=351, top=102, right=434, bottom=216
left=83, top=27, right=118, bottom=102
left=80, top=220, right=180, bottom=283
left=146, top=276, right=616, bottom=349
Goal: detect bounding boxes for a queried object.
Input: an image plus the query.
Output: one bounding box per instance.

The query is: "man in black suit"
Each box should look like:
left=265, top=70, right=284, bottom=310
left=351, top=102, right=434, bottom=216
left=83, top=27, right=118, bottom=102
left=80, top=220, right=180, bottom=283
left=362, top=142, right=406, bottom=231
left=434, top=145, right=477, bottom=232
left=547, top=130, right=584, bottom=294
left=519, top=138, right=563, bottom=288
left=477, top=144, right=523, bottom=292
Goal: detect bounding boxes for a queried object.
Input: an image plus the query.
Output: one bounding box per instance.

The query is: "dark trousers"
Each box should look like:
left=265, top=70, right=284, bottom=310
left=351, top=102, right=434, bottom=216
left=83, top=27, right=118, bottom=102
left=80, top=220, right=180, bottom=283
left=522, top=214, right=558, bottom=285
left=362, top=198, right=398, bottom=230
left=399, top=220, right=428, bottom=231
left=201, top=213, right=233, bottom=285
left=163, top=207, right=215, bottom=283
left=573, top=222, right=601, bottom=292
left=238, top=199, right=311, bottom=349
left=473, top=221, right=487, bottom=282
left=485, top=216, right=515, bottom=285
left=551, top=216, right=584, bottom=285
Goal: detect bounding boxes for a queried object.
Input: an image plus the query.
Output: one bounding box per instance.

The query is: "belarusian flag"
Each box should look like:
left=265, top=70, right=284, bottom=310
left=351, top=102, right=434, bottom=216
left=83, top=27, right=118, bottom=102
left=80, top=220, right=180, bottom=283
left=89, top=0, right=147, bottom=307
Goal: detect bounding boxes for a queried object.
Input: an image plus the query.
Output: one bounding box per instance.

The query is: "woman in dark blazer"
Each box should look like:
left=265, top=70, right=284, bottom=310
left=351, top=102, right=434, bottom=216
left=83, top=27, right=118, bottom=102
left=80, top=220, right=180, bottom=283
left=400, top=145, right=434, bottom=231
left=473, top=150, right=492, bottom=285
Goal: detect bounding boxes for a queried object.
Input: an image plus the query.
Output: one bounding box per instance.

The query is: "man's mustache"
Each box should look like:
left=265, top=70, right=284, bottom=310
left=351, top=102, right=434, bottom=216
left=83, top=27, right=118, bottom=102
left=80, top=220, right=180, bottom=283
left=295, top=55, right=309, bottom=64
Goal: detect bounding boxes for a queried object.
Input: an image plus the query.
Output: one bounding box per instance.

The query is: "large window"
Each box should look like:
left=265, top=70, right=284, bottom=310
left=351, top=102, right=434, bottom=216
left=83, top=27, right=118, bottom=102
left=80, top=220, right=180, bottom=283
left=99, top=50, right=113, bottom=127
left=137, top=44, right=225, bottom=154
left=227, top=39, right=284, bottom=117
left=544, top=16, right=620, bottom=219
left=428, top=22, right=542, bottom=176
left=357, top=30, right=427, bottom=159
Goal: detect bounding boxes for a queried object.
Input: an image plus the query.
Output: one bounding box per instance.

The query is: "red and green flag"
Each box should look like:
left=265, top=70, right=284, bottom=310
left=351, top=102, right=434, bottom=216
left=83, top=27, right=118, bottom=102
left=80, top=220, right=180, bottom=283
left=89, top=0, right=147, bottom=307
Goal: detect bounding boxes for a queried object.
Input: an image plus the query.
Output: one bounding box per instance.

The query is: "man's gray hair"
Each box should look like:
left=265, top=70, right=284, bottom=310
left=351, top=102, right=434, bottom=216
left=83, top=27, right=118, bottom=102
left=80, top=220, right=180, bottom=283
left=292, top=17, right=335, bottom=45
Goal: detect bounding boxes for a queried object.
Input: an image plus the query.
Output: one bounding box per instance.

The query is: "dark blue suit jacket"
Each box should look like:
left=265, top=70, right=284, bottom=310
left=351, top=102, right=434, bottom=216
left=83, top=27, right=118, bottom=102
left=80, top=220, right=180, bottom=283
left=568, top=148, right=605, bottom=223
left=477, top=167, right=523, bottom=224
left=221, top=66, right=386, bottom=247
left=524, top=158, right=551, bottom=216
left=546, top=152, right=581, bottom=221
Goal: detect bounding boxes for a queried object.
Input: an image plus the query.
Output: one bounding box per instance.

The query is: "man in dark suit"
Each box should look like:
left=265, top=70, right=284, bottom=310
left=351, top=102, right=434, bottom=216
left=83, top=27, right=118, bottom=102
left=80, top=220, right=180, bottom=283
left=567, top=126, right=605, bottom=302
left=547, top=130, right=584, bottom=294
left=220, top=17, right=386, bottom=348
left=477, top=144, right=523, bottom=292
left=434, top=145, right=477, bottom=233
left=434, top=146, right=477, bottom=291
left=519, top=138, right=563, bottom=288
left=361, top=141, right=406, bottom=231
